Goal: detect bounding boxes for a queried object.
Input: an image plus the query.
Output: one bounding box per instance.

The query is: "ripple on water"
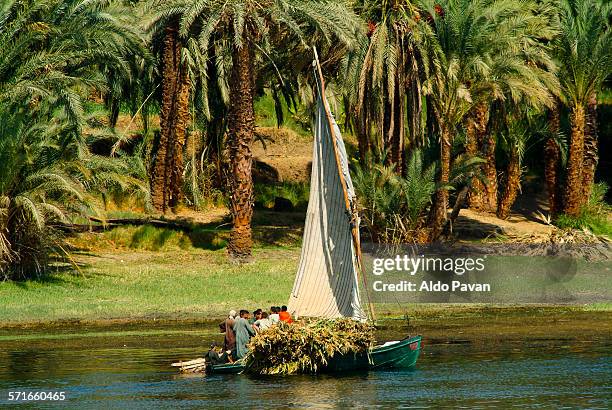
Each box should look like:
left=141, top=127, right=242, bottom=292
left=0, top=331, right=610, bottom=409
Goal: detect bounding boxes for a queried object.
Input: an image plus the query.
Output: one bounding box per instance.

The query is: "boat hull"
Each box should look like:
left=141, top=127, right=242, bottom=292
left=326, top=335, right=421, bottom=372
left=208, top=335, right=421, bottom=374
left=369, top=336, right=421, bottom=370
left=209, top=362, right=244, bottom=374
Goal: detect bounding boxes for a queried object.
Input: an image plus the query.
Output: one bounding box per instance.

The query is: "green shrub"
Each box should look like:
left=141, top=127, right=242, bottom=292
left=555, top=183, right=612, bottom=236
left=106, top=225, right=193, bottom=251
left=254, top=182, right=310, bottom=210
left=254, top=94, right=311, bottom=137
left=353, top=150, right=436, bottom=243
left=183, top=149, right=227, bottom=210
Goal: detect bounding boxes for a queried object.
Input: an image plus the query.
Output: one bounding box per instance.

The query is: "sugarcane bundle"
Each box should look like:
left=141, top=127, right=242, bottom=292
left=242, top=318, right=375, bottom=375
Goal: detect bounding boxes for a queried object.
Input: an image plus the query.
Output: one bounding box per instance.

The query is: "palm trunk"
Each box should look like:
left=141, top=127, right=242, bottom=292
left=450, top=186, right=469, bottom=223
left=496, top=149, right=520, bottom=219
left=151, top=21, right=190, bottom=213
left=428, top=124, right=451, bottom=240
left=168, top=60, right=191, bottom=210
left=107, top=97, right=120, bottom=129
left=544, top=103, right=561, bottom=216
left=481, top=134, right=497, bottom=212
left=356, top=104, right=370, bottom=164
left=562, top=102, right=586, bottom=217
left=465, top=102, right=488, bottom=210
left=387, top=30, right=401, bottom=171
left=442, top=185, right=469, bottom=236
left=151, top=23, right=179, bottom=213
left=389, top=77, right=404, bottom=173
left=227, top=40, right=255, bottom=262
left=407, top=46, right=423, bottom=149
left=382, top=95, right=393, bottom=166
left=465, top=110, right=481, bottom=210
left=206, top=116, right=226, bottom=190
left=425, top=96, right=437, bottom=148
left=581, top=92, right=598, bottom=203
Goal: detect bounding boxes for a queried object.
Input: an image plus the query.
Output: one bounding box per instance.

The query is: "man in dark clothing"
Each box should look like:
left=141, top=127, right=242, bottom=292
left=220, top=310, right=237, bottom=352
left=206, top=342, right=230, bottom=365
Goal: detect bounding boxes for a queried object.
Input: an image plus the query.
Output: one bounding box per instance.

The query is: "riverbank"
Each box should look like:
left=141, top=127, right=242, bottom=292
left=0, top=246, right=297, bottom=326
left=1, top=231, right=610, bottom=328
left=1, top=306, right=610, bottom=349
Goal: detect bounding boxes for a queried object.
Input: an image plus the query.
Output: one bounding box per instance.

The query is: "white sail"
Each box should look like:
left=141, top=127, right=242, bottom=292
left=287, top=60, right=367, bottom=321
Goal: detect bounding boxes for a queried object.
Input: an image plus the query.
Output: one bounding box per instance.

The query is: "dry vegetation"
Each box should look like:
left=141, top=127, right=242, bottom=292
left=244, top=319, right=375, bottom=375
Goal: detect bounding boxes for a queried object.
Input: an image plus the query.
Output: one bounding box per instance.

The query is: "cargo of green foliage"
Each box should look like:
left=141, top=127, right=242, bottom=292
left=243, top=318, right=375, bottom=375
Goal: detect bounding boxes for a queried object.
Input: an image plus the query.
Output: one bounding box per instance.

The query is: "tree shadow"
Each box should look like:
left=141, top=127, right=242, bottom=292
left=253, top=160, right=281, bottom=184
left=10, top=262, right=82, bottom=288
left=453, top=215, right=505, bottom=239
left=185, top=210, right=306, bottom=250
left=170, top=209, right=307, bottom=250
left=510, top=181, right=552, bottom=224
left=187, top=226, right=228, bottom=250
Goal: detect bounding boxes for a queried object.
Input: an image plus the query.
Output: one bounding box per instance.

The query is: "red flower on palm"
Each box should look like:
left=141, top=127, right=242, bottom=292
left=367, top=21, right=377, bottom=37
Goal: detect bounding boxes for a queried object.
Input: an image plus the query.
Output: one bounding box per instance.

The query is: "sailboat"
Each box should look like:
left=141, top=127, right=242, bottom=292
left=209, top=50, right=421, bottom=375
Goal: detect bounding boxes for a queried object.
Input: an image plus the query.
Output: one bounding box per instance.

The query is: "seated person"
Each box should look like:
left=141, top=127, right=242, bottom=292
left=249, top=308, right=263, bottom=325
left=269, top=306, right=280, bottom=324
left=279, top=305, right=293, bottom=323
left=206, top=342, right=231, bottom=365
left=254, top=312, right=272, bottom=332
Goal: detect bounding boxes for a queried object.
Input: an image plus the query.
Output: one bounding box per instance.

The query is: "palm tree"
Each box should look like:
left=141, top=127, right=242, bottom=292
left=460, top=0, right=558, bottom=212
left=353, top=149, right=436, bottom=243
left=415, top=1, right=477, bottom=238
left=496, top=109, right=547, bottom=219
left=555, top=0, right=611, bottom=216
left=0, top=0, right=148, bottom=279
left=581, top=91, right=599, bottom=202
left=150, top=0, right=240, bottom=214
left=417, top=0, right=555, bottom=237
left=147, top=8, right=189, bottom=214
left=343, top=0, right=424, bottom=171
left=421, top=54, right=470, bottom=239
left=178, top=0, right=362, bottom=261
left=464, top=102, right=489, bottom=210
left=157, top=18, right=191, bottom=213
left=544, top=99, right=563, bottom=217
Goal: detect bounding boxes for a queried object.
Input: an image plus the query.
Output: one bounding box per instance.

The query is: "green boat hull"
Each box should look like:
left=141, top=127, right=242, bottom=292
left=369, top=336, right=421, bottom=369
left=209, top=361, right=246, bottom=374
left=209, top=335, right=421, bottom=375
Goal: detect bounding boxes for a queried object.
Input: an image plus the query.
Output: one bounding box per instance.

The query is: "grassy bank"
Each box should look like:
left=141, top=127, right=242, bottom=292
left=0, top=247, right=297, bottom=325
left=1, top=226, right=610, bottom=327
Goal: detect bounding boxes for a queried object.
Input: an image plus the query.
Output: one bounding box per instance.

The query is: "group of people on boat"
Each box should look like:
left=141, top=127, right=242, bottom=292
left=209, top=306, right=293, bottom=365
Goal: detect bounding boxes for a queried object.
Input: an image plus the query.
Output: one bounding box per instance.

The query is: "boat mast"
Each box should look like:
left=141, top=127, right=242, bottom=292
left=312, top=47, right=376, bottom=322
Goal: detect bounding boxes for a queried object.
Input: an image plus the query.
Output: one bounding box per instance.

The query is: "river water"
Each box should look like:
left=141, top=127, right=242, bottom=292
left=0, top=325, right=609, bottom=409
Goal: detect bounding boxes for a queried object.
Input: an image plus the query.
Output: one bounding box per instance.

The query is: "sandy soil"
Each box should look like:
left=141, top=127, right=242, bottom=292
left=171, top=207, right=230, bottom=225
left=253, top=127, right=313, bottom=182
left=455, top=208, right=554, bottom=240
